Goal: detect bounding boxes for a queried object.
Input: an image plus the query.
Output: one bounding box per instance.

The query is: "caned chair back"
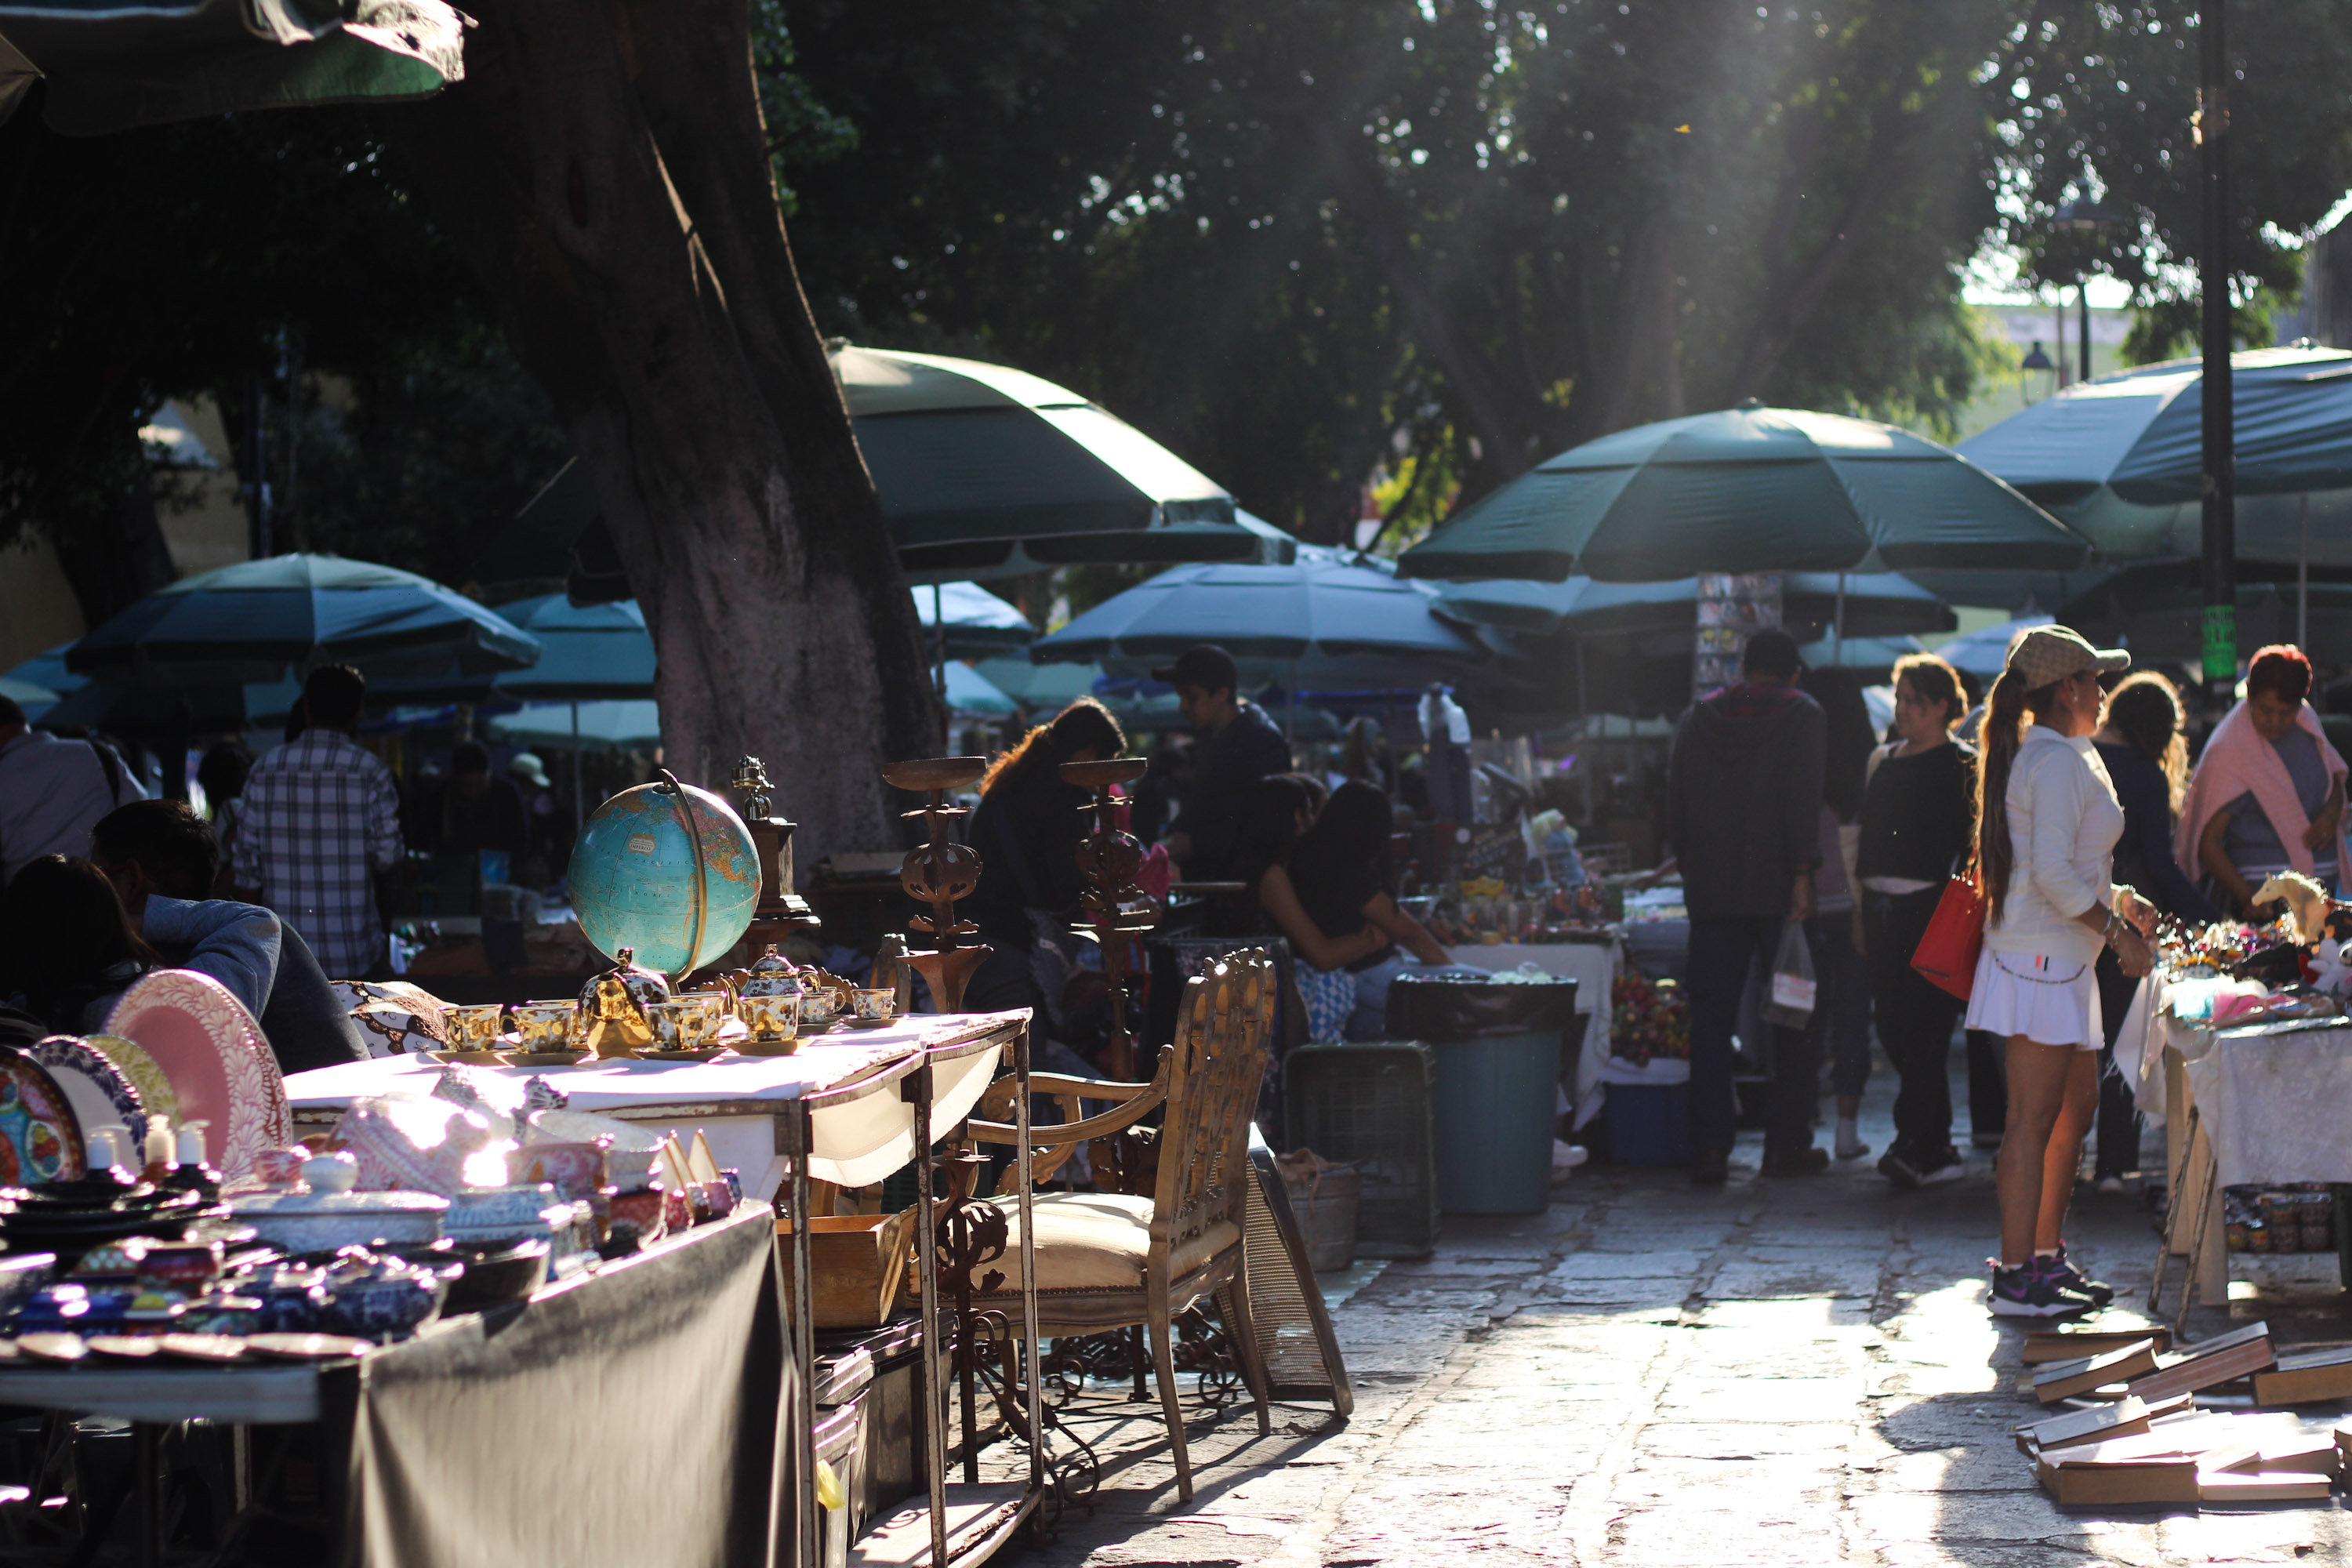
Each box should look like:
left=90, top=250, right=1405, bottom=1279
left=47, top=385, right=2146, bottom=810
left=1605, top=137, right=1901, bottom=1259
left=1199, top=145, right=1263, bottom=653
left=1145, top=949, right=1272, bottom=1287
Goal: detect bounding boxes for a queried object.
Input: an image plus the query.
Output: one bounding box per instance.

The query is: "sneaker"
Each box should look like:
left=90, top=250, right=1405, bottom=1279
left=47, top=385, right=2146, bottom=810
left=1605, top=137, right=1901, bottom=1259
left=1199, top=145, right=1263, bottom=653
left=1690, top=1149, right=1730, bottom=1186
left=2039, top=1246, right=2115, bottom=1307
left=1835, top=1122, right=1870, bottom=1160
left=1988, top=1261, right=2096, bottom=1318
left=2093, top=1175, right=2126, bottom=1195
left=1878, top=1149, right=1924, bottom=1189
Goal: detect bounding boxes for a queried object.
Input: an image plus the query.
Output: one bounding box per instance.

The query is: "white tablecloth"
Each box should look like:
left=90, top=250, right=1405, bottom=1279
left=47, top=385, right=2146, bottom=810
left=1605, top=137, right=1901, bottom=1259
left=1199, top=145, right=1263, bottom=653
left=2118, top=973, right=2352, bottom=1187
left=1444, top=939, right=1626, bottom=1128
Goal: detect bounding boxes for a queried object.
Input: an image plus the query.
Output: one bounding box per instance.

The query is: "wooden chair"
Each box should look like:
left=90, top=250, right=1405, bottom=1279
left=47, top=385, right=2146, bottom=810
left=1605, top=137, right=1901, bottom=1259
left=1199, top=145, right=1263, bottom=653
left=962, top=949, right=1277, bottom=1500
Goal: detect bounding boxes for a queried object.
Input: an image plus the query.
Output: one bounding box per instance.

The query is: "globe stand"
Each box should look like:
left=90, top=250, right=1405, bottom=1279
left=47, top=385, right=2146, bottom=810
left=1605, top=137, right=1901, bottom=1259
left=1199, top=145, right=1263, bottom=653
left=727, top=755, right=822, bottom=964
left=1062, top=758, right=1158, bottom=1081
left=882, top=757, right=991, bottom=1015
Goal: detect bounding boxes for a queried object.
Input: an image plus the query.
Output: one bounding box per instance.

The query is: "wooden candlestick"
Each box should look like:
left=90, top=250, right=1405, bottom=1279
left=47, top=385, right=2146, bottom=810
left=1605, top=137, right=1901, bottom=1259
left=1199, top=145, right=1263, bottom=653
left=1061, top=757, right=1157, bottom=1080
left=882, top=757, right=992, bottom=1015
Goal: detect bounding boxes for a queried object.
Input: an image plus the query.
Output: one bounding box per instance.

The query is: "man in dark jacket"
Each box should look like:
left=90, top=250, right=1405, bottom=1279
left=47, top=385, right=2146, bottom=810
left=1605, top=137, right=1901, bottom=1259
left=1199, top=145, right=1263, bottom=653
left=1665, top=628, right=1827, bottom=1184
left=1153, top=644, right=1293, bottom=877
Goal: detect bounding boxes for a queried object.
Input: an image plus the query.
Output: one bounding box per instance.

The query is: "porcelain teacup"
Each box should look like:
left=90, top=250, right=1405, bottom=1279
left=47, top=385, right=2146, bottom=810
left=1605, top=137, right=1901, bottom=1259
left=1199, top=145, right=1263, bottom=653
left=738, top=993, right=800, bottom=1046
left=797, top=990, right=837, bottom=1028
left=445, top=1004, right=506, bottom=1049
left=851, top=988, right=895, bottom=1022
left=509, top=1000, right=577, bottom=1052
left=645, top=999, right=717, bottom=1051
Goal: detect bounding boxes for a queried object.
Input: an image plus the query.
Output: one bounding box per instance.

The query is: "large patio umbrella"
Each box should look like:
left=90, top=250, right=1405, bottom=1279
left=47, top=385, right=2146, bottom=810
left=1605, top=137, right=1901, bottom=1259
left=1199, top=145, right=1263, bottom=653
left=488, top=700, right=660, bottom=751
left=1433, top=570, right=1954, bottom=641
left=831, top=345, right=1292, bottom=582
left=1032, top=546, right=1484, bottom=666
left=1960, top=347, right=2352, bottom=572
left=0, top=0, right=464, bottom=136
left=67, top=554, right=539, bottom=689
left=1961, top=347, right=2352, bottom=510
left=1396, top=405, right=2090, bottom=583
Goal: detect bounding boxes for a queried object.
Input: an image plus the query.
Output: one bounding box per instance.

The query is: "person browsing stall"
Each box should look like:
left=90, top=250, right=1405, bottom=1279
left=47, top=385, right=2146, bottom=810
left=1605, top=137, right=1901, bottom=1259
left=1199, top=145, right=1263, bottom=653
left=1664, top=627, right=1828, bottom=1184
left=1857, top=653, right=1977, bottom=1190
left=0, top=856, right=159, bottom=1034
left=2087, top=674, right=2217, bottom=1192
left=2180, top=644, right=2349, bottom=910
left=1152, top=644, right=1291, bottom=877
left=961, top=700, right=1129, bottom=1035
left=1280, top=780, right=1450, bottom=1040
left=1966, top=626, right=2157, bottom=1317
left=89, top=799, right=366, bottom=1074
left=0, top=695, right=147, bottom=884
left=227, top=665, right=405, bottom=979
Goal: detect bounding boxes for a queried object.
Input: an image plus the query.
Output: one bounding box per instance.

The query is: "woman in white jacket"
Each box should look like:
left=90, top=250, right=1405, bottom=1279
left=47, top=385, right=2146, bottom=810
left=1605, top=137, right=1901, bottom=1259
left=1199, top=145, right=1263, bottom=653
left=1967, top=626, right=2157, bottom=1317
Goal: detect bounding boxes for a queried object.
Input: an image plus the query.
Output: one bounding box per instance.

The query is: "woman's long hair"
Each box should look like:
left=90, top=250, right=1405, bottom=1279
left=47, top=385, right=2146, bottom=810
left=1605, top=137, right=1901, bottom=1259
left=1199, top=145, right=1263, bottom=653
left=1229, top=774, right=1317, bottom=891
left=1290, top=779, right=1395, bottom=891
left=2104, top=671, right=2190, bottom=812
left=1973, top=671, right=2060, bottom=920
left=0, top=855, right=155, bottom=1032
left=1802, top=666, right=1876, bottom=823
left=978, top=699, right=1127, bottom=796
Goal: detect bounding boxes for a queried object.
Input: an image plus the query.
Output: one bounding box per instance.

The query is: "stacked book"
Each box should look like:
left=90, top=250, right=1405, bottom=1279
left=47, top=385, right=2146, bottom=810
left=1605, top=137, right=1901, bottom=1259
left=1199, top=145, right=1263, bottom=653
left=2015, top=1323, right=2352, bottom=1506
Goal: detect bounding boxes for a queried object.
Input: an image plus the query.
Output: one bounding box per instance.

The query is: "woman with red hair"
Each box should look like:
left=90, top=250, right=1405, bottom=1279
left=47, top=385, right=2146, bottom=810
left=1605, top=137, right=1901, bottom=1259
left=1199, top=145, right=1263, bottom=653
left=2179, top=645, right=2350, bottom=912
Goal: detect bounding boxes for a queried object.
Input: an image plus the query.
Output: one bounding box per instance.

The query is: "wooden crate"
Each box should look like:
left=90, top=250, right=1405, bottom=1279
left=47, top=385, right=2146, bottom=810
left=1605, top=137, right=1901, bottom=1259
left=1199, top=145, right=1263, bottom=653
left=777, top=1208, right=916, bottom=1328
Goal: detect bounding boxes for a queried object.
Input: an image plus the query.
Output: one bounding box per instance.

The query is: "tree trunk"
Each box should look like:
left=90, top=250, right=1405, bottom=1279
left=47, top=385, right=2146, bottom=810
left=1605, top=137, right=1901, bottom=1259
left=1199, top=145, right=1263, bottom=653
left=384, top=0, right=938, bottom=861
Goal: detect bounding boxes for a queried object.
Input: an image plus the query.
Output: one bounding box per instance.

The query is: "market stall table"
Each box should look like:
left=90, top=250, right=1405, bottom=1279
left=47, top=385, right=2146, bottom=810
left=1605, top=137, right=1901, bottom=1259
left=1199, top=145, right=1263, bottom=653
left=0, top=1203, right=780, bottom=1568
left=283, top=1011, right=1028, bottom=1200
left=2120, top=973, right=2352, bottom=1308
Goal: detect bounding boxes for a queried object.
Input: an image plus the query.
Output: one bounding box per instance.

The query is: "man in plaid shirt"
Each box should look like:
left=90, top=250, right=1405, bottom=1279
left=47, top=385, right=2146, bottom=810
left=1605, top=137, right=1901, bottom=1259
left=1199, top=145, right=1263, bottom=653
left=229, top=666, right=404, bottom=978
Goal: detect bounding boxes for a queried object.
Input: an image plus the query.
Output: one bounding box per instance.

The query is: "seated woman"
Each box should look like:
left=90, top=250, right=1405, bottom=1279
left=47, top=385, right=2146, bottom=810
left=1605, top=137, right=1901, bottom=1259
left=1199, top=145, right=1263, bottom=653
left=2180, top=644, right=2350, bottom=912
left=0, top=855, right=159, bottom=1035
left=1273, top=780, right=1454, bottom=1040
left=961, top=699, right=1129, bottom=1044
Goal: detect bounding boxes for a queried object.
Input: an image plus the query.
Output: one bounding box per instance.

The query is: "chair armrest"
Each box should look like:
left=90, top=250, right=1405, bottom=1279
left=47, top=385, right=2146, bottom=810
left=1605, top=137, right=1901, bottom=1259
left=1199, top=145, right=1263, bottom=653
left=967, top=1079, right=1169, bottom=1147
left=1019, top=1072, right=1158, bottom=1103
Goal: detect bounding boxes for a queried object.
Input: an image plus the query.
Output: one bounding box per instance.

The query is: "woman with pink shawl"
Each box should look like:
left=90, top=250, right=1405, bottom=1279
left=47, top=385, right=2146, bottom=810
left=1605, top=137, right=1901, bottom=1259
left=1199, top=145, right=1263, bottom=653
left=2176, top=645, right=2350, bottom=913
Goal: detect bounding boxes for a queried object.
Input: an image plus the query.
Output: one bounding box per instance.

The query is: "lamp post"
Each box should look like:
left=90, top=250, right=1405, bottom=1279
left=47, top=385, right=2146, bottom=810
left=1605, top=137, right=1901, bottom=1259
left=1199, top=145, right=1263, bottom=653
left=2198, top=0, right=2236, bottom=722
left=2020, top=342, right=2056, bottom=405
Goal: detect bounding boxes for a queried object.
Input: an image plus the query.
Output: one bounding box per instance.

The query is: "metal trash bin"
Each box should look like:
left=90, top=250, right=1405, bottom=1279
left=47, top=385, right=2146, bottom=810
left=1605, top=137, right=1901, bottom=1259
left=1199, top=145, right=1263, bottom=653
left=1387, top=972, right=1578, bottom=1215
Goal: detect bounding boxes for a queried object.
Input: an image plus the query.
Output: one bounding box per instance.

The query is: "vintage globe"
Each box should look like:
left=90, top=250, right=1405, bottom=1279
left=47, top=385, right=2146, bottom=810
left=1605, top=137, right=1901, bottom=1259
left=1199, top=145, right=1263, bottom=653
left=569, top=779, right=761, bottom=977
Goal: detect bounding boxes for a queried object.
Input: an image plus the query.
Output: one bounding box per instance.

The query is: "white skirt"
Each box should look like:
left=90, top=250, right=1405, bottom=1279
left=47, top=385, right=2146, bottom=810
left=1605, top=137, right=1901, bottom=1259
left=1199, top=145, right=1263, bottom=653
left=1963, top=947, right=2103, bottom=1051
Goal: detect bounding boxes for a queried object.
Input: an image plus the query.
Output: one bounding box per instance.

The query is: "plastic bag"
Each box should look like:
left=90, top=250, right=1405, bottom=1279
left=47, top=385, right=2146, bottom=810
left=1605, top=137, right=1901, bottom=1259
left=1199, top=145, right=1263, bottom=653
left=1762, top=921, right=1817, bottom=1029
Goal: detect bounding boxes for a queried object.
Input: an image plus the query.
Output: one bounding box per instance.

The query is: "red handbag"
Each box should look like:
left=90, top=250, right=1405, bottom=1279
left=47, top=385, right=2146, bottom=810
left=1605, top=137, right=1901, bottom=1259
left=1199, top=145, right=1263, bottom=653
left=1911, top=874, right=1986, bottom=1001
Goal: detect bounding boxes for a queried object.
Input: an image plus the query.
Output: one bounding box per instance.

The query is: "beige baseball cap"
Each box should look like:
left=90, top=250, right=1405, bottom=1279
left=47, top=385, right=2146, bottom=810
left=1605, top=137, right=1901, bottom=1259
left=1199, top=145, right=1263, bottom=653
left=2007, top=624, right=2129, bottom=688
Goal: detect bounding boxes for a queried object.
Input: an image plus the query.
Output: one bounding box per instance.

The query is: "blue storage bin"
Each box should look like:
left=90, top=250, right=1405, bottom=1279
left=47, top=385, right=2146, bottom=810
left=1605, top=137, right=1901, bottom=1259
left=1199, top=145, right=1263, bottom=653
left=1605, top=1083, right=1691, bottom=1167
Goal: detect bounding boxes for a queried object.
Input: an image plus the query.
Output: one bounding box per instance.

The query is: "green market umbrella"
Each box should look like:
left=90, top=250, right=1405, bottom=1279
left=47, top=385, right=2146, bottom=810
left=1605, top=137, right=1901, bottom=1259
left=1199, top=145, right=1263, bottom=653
left=68, top=554, right=539, bottom=689
left=0, top=0, right=463, bottom=136
left=1399, top=405, right=2090, bottom=583
left=488, top=700, right=661, bottom=752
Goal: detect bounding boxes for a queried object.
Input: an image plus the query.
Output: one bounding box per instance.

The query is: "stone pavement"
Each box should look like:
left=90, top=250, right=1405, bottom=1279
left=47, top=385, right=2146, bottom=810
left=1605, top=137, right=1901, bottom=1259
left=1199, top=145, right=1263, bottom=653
left=997, top=1070, right=2352, bottom=1568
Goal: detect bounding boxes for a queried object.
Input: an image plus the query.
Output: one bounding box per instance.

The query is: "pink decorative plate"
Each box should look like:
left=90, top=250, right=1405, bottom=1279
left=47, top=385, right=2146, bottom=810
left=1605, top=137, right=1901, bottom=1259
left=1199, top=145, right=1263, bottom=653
left=103, top=971, right=289, bottom=1179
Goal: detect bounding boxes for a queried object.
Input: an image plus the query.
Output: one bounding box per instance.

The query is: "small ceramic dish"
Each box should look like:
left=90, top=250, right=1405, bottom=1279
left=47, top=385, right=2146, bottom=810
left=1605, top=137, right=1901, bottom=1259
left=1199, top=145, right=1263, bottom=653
left=244, top=1332, right=372, bottom=1361
left=630, top=1047, right=729, bottom=1063
left=427, top=1049, right=510, bottom=1066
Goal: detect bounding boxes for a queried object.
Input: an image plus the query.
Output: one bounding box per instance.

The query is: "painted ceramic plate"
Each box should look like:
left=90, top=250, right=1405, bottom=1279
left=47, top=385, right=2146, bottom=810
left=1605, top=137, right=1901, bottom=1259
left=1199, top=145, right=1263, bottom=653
left=79, top=1034, right=180, bottom=1137
left=0, top=1051, right=83, bottom=1186
left=31, top=1037, right=149, bottom=1153
left=103, top=970, right=289, bottom=1181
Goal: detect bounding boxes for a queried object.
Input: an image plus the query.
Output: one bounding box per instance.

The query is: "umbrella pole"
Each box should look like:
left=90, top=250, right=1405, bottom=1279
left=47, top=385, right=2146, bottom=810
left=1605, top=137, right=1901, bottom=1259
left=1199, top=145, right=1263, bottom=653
left=1285, top=662, right=1295, bottom=743
left=1832, top=574, right=1845, bottom=664
left=2299, top=494, right=2310, bottom=652
left=934, top=584, right=949, bottom=753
